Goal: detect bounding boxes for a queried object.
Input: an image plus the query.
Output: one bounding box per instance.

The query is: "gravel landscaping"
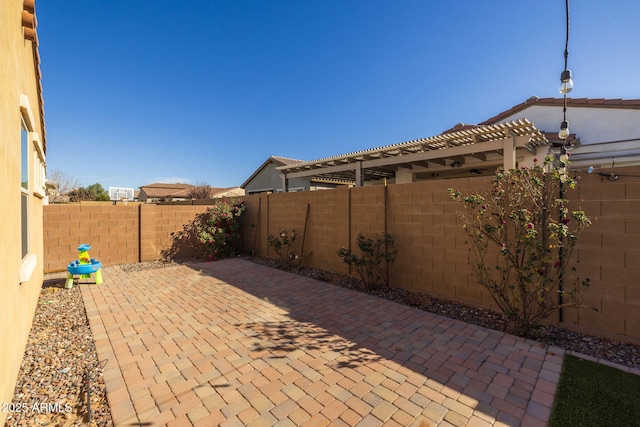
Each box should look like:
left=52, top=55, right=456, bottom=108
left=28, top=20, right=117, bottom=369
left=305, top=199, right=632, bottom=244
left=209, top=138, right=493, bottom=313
left=4, top=277, right=112, bottom=427
left=5, top=256, right=639, bottom=425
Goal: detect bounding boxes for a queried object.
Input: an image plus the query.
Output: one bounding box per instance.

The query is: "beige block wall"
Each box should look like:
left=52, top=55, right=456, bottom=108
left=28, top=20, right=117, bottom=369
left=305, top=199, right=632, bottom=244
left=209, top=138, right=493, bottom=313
left=152, top=204, right=210, bottom=261
left=44, top=204, right=212, bottom=271
left=1, top=1, right=46, bottom=423
left=43, top=205, right=140, bottom=271
left=560, top=166, right=640, bottom=340
left=261, top=188, right=352, bottom=273
left=240, top=172, right=640, bottom=344
left=42, top=168, right=640, bottom=345
left=387, top=179, right=494, bottom=306
left=240, top=194, right=267, bottom=256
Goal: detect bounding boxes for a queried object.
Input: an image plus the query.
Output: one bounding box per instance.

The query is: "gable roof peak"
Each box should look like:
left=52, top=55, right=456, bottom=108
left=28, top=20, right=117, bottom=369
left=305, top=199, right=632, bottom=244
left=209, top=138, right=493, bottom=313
left=270, top=155, right=306, bottom=165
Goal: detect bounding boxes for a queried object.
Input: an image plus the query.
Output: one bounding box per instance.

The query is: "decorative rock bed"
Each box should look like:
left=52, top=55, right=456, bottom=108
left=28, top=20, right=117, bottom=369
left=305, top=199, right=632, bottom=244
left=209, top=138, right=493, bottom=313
left=5, top=277, right=112, bottom=426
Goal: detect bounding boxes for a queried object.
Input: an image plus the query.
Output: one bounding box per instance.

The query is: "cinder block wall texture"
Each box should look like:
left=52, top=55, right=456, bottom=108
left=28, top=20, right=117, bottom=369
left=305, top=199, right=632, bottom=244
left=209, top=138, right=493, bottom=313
left=44, top=205, right=140, bottom=270
left=43, top=204, right=209, bottom=272
left=43, top=168, right=640, bottom=343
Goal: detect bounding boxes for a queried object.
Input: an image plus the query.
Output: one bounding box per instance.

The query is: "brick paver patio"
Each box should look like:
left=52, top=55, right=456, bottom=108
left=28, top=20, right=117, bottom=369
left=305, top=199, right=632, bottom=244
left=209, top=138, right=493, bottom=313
left=81, top=258, right=565, bottom=426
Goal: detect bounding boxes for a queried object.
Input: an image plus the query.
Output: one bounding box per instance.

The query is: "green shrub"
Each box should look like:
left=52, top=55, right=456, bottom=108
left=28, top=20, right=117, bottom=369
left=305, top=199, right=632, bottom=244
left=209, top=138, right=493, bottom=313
left=448, top=156, right=592, bottom=336
left=196, top=199, right=245, bottom=260
left=267, top=229, right=301, bottom=268
left=337, top=233, right=398, bottom=290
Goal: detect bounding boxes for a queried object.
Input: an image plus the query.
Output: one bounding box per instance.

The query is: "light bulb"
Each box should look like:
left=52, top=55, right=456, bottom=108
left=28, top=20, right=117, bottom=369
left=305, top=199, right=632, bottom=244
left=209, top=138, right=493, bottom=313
left=559, top=69, right=573, bottom=94
left=559, top=120, right=570, bottom=139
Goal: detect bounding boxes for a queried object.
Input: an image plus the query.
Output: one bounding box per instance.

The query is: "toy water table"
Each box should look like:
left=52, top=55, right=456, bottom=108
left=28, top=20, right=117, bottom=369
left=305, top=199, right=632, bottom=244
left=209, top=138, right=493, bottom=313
left=66, top=244, right=103, bottom=289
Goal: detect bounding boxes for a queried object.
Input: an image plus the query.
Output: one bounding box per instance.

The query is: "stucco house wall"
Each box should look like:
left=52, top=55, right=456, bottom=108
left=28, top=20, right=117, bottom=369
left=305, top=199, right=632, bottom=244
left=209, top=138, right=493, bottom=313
left=244, top=160, right=310, bottom=193
left=243, top=156, right=340, bottom=194
left=481, top=97, right=640, bottom=170
left=487, top=102, right=640, bottom=145
left=0, top=1, right=47, bottom=422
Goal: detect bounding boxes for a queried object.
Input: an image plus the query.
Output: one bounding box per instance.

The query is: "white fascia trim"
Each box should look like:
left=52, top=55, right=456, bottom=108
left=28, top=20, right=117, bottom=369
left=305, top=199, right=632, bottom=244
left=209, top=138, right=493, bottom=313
left=20, top=254, right=37, bottom=283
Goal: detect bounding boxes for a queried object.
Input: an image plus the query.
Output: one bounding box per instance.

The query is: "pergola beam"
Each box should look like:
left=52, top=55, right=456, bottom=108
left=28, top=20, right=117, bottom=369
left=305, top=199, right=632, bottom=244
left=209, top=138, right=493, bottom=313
left=283, top=135, right=533, bottom=180
left=278, top=121, right=545, bottom=185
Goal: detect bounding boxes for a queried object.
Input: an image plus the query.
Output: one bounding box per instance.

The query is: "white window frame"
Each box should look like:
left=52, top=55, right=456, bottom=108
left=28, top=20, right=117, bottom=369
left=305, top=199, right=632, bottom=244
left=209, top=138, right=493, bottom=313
left=19, top=94, right=38, bottom=283
left=32, top=132, right=46, bottom=199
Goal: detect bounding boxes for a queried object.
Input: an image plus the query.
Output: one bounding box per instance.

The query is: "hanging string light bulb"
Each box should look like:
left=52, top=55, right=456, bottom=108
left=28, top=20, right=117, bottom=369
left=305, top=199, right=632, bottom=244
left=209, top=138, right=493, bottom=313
left=559, top=69, right=573, bottom=94
left=559, top=120, right=570, bottom=140
left=559, top=0, right=572, bottom=140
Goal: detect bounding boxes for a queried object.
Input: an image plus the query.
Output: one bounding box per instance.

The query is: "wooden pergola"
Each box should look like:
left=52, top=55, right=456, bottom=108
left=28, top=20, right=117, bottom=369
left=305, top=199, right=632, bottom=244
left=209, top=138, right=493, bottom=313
left=277, top=119, right=548, bottom=189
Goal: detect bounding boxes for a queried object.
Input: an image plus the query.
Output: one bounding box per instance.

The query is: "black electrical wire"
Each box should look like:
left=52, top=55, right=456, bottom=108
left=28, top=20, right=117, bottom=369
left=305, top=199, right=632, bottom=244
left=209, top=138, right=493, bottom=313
left=564, top=0, right=570, bottom=71
left=562, top=0, right=570, bottom=141
left=559, top=0, right=571, bottom=322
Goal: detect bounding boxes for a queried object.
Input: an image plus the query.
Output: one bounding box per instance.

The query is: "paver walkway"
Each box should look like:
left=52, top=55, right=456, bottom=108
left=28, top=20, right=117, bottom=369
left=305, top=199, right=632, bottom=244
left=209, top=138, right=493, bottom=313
left=81, top=258, right=565, bottom=426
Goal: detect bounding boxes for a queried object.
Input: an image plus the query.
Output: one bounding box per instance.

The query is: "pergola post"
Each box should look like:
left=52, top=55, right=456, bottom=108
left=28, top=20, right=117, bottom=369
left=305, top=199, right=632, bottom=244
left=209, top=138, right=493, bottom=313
left=355, top=161, right=363, bottom=186
left=503, top=136, right=517, bottom=170
left=281, top=173, right=289, bottom=192
left=395, top=168, right=413, bottom=184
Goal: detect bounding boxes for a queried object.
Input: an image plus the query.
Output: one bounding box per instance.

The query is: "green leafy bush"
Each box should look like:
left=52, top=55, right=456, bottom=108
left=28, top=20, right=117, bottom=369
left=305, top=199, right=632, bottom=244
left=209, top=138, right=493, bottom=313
left=448, top=156, right=592, bottom=336
left=337, top=233, right=398, bottom=290
left=267, top=229, right=301, bottom=268
left=196, top=199, right=245, bottom=260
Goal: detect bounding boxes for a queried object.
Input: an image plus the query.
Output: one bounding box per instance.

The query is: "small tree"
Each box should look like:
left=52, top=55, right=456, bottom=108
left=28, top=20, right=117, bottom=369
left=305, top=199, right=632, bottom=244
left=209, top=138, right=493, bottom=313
left=448, top=156, right=592, bottom=336
left=47, top=168, right=80, bottom=203
left=188, top=181, right=212, bottom=200
left=337, top=233, right=398, bottom=290
left=68, top=183, right=109, bottom=202
left=87, top=183, right=110, bottom=201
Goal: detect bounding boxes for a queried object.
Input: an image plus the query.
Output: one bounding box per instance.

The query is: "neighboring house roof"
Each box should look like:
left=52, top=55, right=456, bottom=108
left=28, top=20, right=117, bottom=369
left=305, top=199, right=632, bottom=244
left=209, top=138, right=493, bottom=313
left=212, top=187, right=245, bottom=197
left=478, top=96, right=640, bottom=169
left=241, top=156, right=306, bottom=188
left=139, top=183, right=242, bottom=199
left=480, top=96, right=640, bottom=126
left=271, top=156, right=307, bottom=166
left=139, top=183, right=194, bottom=198
left=278, top=119, right=547, bottom=182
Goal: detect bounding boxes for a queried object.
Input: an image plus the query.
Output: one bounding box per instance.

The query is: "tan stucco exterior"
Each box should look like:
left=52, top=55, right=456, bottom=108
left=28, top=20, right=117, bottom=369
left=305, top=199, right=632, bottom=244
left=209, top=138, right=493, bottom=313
left=0, top=1, right=46, bottom=422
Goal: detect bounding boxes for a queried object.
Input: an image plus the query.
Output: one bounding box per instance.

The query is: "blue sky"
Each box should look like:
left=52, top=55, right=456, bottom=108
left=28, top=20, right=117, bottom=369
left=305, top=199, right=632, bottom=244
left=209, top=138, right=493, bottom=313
left=38, top=1, right=640, bottom=191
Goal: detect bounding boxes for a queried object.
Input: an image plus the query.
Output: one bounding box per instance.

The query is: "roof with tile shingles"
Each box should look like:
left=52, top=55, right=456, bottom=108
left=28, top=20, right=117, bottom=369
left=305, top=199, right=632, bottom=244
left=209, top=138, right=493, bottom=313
left=480, top=96, right=640, bottom=126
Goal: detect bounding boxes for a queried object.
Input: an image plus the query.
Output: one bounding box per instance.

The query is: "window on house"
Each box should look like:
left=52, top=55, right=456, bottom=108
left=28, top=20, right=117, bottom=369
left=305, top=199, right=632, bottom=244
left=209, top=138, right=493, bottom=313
left=21, top=118, right=29, bottom=259
left=19, top=94, right=38, bottom=283
left=33, top=136, right=46, bottom=198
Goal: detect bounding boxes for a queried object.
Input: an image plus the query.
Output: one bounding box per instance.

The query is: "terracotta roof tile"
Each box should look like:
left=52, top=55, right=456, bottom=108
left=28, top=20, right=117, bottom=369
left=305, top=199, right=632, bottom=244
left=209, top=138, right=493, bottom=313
left=139, top=183, right=193, bottom=198
left=140, top=182, right=193, bottom=190
left=481, top=96, right=640, bottom=125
